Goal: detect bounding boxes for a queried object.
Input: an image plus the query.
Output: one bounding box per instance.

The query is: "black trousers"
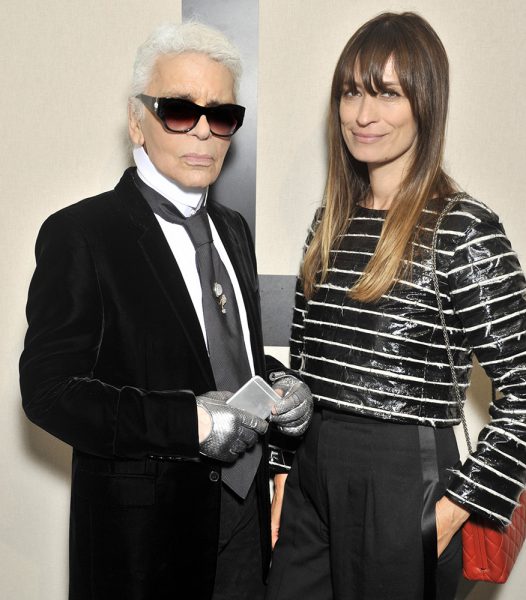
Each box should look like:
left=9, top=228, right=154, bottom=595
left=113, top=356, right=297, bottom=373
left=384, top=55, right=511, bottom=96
left=213, top=482, right=265, bottom=600
left=265, top=411, right=462, bottom=600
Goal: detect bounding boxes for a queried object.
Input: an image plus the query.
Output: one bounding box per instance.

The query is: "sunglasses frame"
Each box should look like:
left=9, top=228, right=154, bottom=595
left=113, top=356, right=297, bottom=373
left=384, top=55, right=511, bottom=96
left=136, top=94, right=245, bottom=138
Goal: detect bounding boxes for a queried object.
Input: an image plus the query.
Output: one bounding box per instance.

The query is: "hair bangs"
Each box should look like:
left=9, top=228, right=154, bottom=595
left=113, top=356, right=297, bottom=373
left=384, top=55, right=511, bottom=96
left=338, top=19, right=416, bottom=101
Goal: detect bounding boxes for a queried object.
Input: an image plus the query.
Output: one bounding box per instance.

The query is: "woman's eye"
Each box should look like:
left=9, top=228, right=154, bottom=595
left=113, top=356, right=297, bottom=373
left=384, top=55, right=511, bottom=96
left=380, top=90, right=399, bottom=99
left=343, top=90, right=361, bottom=98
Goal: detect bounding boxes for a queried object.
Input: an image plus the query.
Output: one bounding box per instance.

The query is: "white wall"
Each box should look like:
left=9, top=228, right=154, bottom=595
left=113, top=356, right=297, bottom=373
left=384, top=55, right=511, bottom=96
left=1, top=1, right=525, bottom=598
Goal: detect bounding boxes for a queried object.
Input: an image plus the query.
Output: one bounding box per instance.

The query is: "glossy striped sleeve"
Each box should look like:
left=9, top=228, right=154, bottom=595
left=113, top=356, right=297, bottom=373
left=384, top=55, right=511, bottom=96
left=268, top=213, right=319, bottom=473
left=445, top=204, right=526, bottom=525
left=289, top=278, right=307, bottom=372
left=290, top=211, right=321, bottom=372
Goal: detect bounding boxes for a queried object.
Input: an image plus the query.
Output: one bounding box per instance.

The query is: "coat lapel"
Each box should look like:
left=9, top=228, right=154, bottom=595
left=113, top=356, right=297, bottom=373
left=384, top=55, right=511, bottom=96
left=208, top=201, right=265, bottom=375
left=114, top=169, right=214, bottom=386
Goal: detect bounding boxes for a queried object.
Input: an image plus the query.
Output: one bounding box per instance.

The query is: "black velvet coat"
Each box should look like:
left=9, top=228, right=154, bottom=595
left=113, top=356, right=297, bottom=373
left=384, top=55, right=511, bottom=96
left=20, top=168, right=275, bottom=599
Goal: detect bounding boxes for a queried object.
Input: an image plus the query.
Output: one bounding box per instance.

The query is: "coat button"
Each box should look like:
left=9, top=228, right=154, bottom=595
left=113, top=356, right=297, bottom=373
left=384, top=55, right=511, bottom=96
left=209, top=470, right=220, bottom=482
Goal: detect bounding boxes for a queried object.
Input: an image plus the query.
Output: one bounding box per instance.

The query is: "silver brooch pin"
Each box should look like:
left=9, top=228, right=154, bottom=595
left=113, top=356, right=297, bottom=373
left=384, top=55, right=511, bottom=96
left=213, top=282, right=227, bottom=314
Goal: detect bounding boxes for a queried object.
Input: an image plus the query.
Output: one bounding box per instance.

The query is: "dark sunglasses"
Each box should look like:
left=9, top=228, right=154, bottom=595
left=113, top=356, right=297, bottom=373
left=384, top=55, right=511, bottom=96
left=136, top=94, right=245, bottom=138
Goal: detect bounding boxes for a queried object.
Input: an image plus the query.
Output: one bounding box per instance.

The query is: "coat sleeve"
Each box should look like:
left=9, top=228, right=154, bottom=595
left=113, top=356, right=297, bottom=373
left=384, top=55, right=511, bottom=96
left=19, top=211, right=199, bottom=460
left=444, top=205, right=526, bottom=525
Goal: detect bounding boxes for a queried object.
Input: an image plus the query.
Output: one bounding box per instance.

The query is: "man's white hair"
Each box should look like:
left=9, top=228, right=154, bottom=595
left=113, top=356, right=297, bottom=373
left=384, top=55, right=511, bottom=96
left=129, top=21, right=242, bottom=120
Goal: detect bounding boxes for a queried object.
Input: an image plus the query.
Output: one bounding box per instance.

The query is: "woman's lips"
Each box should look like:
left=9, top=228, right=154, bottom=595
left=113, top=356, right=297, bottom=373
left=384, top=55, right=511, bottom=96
left=352, top=132, right=386, bottom=143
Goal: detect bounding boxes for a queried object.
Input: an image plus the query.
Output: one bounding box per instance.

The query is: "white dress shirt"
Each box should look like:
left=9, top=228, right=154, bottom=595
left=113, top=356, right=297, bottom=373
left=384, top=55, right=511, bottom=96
left=133, top=146, right=255, bottom=377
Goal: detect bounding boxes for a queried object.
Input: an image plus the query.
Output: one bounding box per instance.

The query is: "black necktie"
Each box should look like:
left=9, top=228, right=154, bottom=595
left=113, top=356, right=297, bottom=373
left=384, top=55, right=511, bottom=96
left=135, top=177, right=261, bottom=498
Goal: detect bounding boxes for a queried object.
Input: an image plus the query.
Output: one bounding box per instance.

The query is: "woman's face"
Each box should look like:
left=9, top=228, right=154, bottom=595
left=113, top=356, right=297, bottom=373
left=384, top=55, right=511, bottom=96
left=339, top=58, right=417, bottom=176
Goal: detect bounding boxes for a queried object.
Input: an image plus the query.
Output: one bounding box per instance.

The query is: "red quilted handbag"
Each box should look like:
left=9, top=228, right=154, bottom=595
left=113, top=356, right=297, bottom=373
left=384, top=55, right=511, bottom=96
left=462, top=491, right=526, bottom=582
left=432, top=199, right=526, bottom=583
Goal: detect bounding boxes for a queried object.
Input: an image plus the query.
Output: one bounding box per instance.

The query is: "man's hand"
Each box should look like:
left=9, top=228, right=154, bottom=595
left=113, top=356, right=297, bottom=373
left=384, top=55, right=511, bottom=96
left=435, top=495, right=470, bottom=557
left=269, top=373, right=313, bottom=436
left=196, top=391, right=268, bottom=462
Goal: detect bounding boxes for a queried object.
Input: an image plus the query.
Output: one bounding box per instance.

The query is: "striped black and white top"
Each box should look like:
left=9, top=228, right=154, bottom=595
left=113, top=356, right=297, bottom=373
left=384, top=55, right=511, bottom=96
left=289, top=196, right=526, bottom=525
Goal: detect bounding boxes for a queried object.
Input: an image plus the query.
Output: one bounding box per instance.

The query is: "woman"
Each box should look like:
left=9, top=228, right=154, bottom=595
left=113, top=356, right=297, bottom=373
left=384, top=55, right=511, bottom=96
left=266, top=12, right=526, bottom=600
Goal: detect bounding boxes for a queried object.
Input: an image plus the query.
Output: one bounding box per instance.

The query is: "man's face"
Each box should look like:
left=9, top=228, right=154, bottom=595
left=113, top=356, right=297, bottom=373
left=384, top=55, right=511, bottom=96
left=129, top=52, right=235, bottom=188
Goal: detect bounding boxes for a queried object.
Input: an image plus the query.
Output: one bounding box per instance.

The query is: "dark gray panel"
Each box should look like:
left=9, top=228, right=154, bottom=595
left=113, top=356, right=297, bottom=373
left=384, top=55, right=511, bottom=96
left=183, top=2, right=292, bottom=349
left=182, top=0, right=258, bottom=237
left=259, top=275, right=297, bottom=347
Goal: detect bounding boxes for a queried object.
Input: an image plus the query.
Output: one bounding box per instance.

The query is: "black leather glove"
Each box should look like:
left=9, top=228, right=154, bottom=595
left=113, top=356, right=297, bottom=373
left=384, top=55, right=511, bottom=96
left=196, top=391, right=268, bottom=462
left=269, top=372, right=313, bottom=436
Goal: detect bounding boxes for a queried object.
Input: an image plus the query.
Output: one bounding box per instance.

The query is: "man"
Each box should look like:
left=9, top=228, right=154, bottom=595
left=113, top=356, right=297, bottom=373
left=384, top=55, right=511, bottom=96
left=20, top=22, right=312, bottom=600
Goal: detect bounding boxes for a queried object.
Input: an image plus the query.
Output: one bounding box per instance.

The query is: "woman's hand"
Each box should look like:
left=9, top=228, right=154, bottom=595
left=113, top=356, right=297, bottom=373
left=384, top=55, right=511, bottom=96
left=271, top=473, right=288, bottom=548
left=435, top=495, right=470, bottom=557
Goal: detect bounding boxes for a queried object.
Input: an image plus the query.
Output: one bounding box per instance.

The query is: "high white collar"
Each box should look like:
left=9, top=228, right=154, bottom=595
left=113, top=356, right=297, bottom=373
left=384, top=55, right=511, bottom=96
left=133, top=146, right=207, bottom=217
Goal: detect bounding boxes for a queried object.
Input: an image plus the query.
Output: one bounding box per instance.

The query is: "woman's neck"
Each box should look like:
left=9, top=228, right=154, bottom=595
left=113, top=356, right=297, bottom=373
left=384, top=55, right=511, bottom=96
left=365, top=154, right=411, bottom=210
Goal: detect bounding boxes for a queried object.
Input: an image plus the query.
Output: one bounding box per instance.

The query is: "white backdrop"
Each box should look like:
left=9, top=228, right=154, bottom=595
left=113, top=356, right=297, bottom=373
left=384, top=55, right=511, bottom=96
left=1, top=1, right=525, bottom=598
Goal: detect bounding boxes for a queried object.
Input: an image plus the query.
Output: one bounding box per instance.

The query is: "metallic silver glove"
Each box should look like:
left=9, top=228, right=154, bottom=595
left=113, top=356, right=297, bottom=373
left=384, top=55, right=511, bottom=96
left=196, top=391, right=269, bottom=462
left=269, top=373, right=313, bottom=436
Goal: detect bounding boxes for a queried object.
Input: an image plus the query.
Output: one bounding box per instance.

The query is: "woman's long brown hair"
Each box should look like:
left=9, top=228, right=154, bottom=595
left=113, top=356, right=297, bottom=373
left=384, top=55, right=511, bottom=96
left=302, top=12, right=457, bottom=302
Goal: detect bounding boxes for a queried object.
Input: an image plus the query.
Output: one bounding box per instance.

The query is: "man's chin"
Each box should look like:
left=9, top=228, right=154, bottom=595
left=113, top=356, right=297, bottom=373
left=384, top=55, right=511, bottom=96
left=158, top=168, right=217, bottom=190
left=177, top=172, right=219, bottom=190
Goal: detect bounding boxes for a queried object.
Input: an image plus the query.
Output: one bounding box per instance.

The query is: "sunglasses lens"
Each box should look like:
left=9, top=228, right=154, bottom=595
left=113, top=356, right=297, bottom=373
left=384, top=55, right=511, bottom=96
left=162, top=101, right=199, bottom=132
left=208, top=107, right=240, bottom=137
left=156, top=98, right=244, bottom=136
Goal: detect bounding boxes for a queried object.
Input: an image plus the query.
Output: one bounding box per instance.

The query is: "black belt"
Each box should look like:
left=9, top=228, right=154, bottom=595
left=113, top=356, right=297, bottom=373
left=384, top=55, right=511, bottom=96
left=316, top=406, right=388, bottom=424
